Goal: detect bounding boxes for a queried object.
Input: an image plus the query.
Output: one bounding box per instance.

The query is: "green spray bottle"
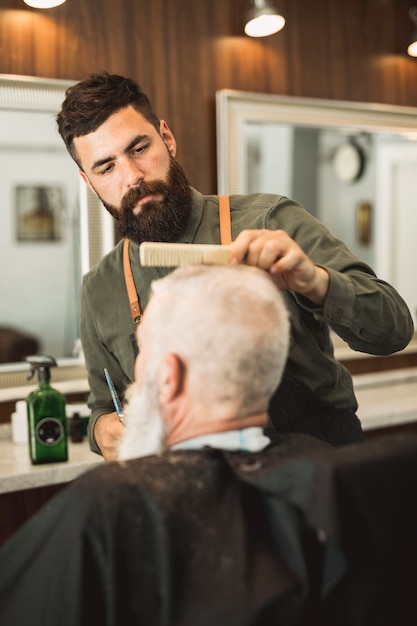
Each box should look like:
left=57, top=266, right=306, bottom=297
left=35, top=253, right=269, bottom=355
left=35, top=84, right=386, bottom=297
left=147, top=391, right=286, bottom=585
left=25, top=355, right=68, bottom=464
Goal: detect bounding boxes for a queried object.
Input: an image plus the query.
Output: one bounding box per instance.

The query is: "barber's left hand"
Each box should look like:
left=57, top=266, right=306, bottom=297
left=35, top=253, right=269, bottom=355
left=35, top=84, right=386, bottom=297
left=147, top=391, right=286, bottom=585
left=229, top=229, right=329, bottom=306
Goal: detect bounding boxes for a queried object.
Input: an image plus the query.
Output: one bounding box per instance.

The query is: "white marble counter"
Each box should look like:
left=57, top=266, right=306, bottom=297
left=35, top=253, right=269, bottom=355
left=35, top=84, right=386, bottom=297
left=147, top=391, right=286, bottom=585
left=354, top=367, right=417, bottom=431
left=0, top=436, right=104, bottom=495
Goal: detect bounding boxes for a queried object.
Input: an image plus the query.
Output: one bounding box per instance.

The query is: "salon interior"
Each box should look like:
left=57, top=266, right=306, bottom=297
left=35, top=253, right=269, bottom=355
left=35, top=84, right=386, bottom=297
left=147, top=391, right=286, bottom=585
left=0, top=0, right=416, bottom=545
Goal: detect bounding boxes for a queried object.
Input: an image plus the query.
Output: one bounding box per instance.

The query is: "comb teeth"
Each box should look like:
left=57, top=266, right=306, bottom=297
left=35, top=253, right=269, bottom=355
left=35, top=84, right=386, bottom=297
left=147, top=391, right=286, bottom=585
left=139, top=242, right=231, bottom=267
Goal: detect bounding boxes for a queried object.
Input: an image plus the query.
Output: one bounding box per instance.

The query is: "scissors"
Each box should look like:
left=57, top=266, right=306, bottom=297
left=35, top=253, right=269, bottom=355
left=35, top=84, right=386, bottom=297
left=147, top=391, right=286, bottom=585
left=104, top=368, right=124, bottom=423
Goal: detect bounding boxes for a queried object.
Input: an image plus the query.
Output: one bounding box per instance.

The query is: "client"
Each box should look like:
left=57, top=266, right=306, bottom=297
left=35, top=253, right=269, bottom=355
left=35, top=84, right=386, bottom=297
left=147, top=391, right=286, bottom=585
left=0, top=264, right=416, bottom=626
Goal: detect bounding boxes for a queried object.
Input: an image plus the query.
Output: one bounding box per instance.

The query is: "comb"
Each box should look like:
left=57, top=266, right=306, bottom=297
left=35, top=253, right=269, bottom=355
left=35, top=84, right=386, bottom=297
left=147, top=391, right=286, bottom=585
left=139, top=242, right=231, bottom=267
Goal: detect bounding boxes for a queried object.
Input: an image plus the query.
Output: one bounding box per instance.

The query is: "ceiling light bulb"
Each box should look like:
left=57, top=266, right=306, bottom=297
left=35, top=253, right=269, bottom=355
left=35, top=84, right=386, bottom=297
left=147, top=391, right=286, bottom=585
left=23, top=0, right=66, bottom=8
left=408, top=39, right=417, bottom=57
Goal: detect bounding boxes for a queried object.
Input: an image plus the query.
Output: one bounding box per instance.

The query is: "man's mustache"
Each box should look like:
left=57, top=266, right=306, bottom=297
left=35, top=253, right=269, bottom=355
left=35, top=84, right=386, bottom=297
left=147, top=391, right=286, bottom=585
left=121, top=181, right=169, bottom=213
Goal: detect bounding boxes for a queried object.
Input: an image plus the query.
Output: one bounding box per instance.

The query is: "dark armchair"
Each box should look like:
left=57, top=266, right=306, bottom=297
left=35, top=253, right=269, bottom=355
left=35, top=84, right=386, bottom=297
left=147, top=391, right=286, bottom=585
left=0, top=326, right=40, bottom=363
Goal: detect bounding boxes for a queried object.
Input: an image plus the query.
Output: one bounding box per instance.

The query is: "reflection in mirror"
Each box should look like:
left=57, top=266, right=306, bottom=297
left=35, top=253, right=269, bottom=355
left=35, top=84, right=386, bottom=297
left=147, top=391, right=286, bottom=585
left=216, top=90, right=417, bottom=326
left=0, top=75, right=115, bottom=374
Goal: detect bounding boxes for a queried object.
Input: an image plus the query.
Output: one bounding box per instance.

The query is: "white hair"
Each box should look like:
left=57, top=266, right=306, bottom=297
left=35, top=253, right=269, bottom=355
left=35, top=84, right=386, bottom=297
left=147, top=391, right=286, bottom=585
left=118, top=377, right=167, bottom=461
left=145, top=264, right=290, bottom=417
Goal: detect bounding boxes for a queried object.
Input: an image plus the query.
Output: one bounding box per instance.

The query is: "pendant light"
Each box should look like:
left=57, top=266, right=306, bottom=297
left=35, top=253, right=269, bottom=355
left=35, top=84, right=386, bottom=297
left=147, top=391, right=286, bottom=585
left=244, top=0, right=285, bottom=38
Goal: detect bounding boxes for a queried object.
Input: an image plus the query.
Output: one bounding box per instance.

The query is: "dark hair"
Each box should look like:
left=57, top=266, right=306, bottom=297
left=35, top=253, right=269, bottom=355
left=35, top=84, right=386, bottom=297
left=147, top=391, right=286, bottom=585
left=56, top=71, right=160, bottom=167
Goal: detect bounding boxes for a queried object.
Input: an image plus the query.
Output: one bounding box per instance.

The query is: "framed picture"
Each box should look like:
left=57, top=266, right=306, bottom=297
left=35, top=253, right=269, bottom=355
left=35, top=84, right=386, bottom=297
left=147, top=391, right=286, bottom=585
left=15, top=185, right=64, bottom=242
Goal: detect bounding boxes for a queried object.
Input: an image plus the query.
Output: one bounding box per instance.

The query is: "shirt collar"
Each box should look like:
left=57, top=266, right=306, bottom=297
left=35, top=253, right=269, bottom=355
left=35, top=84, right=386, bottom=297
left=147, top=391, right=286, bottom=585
left=170, top=427, right=271, bottom=453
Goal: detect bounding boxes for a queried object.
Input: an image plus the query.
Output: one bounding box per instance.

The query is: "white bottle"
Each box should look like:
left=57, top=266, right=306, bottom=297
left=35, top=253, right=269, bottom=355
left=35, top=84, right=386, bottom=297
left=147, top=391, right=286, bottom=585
left=11, top=400, right=29, bottom=444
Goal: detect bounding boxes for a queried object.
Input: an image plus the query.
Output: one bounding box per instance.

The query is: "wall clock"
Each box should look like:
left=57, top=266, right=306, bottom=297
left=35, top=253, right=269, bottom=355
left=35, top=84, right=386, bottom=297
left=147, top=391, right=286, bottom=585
left=332, top=140, right=365, bottom=184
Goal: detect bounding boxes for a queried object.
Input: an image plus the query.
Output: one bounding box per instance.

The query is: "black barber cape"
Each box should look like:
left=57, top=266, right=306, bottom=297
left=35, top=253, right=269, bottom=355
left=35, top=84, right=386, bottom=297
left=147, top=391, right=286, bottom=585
left=1, top=432, right=417, bottom=626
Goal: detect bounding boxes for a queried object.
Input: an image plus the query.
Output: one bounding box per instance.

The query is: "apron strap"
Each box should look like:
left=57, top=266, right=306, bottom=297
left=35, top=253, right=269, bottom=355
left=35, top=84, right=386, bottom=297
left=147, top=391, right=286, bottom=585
left=123, top=237, right=142, bottom=324
left=218, top=195, right=232, bottom=245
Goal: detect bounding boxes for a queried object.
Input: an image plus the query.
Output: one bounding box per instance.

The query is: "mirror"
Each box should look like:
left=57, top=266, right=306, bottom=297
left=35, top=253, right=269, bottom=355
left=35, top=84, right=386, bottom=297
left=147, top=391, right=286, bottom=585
left=0, top=74, right=115, bottom=390
left=216, top=90, right=417, bottom=327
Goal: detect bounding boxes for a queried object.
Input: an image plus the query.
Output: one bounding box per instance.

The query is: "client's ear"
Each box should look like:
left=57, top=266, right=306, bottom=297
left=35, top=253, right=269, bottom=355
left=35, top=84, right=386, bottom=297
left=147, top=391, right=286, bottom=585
left=158, top=353, right=184, bottom=404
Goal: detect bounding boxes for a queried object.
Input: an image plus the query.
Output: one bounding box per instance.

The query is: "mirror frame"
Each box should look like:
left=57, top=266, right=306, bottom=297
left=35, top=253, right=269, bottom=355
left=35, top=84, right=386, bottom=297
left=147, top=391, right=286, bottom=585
left=216, top=89, right=417, bottom=196
left=0, top=74, right=114, bottom=401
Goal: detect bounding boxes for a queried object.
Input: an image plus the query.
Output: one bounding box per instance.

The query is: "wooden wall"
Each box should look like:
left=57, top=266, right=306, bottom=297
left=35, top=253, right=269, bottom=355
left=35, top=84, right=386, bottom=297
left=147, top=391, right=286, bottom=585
left=0, top=0, right=417, bottom=194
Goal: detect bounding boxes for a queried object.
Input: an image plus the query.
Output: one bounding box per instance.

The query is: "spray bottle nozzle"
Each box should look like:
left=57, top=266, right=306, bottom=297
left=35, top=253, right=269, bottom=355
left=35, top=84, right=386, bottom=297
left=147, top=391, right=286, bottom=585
left=25, top=355, right=58, bottom=383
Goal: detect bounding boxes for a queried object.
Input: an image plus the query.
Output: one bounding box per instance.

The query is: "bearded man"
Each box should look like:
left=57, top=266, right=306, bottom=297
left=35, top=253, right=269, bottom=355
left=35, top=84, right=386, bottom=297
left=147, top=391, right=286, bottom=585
left=56, top=71, right=413, bottom=461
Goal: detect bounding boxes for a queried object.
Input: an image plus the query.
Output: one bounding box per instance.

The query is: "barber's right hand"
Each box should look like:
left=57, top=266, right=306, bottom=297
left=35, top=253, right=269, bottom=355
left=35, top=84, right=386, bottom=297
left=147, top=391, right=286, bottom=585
left=93, top=411, right=124, bottom=462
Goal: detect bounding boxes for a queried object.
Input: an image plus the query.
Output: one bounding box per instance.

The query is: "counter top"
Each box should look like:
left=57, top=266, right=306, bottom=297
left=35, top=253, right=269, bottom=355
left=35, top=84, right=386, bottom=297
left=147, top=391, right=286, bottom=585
left=0, top=435, right=103, bottom=495
left=0, top=368, right=416, bottom=496
left=353, top=367, right=417, bottom=431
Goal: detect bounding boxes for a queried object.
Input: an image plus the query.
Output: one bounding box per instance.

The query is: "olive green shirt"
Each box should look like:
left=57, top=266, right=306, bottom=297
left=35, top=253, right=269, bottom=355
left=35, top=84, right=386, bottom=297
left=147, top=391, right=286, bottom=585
left=81, top=190, right=414, bottom=453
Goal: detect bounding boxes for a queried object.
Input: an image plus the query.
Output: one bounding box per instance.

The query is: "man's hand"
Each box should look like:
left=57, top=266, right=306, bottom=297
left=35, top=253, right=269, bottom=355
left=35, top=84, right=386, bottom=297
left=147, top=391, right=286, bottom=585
left=93, top=411, right=124, bottom=462
left=229, top=229, right=329, bottom=306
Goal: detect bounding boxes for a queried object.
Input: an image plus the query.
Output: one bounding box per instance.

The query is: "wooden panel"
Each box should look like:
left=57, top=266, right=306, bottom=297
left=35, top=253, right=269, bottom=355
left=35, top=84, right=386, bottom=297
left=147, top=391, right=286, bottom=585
left=0, top=483, right=66, bottom=545
left=0, top=0, right=416, bottom=193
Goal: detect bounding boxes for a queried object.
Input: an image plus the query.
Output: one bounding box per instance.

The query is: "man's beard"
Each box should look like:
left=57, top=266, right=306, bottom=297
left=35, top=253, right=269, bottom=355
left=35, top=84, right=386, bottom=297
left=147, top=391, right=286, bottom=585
left=101, top=155, right=193, bottom=245
left=117, top=378, right=167, bottom=461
